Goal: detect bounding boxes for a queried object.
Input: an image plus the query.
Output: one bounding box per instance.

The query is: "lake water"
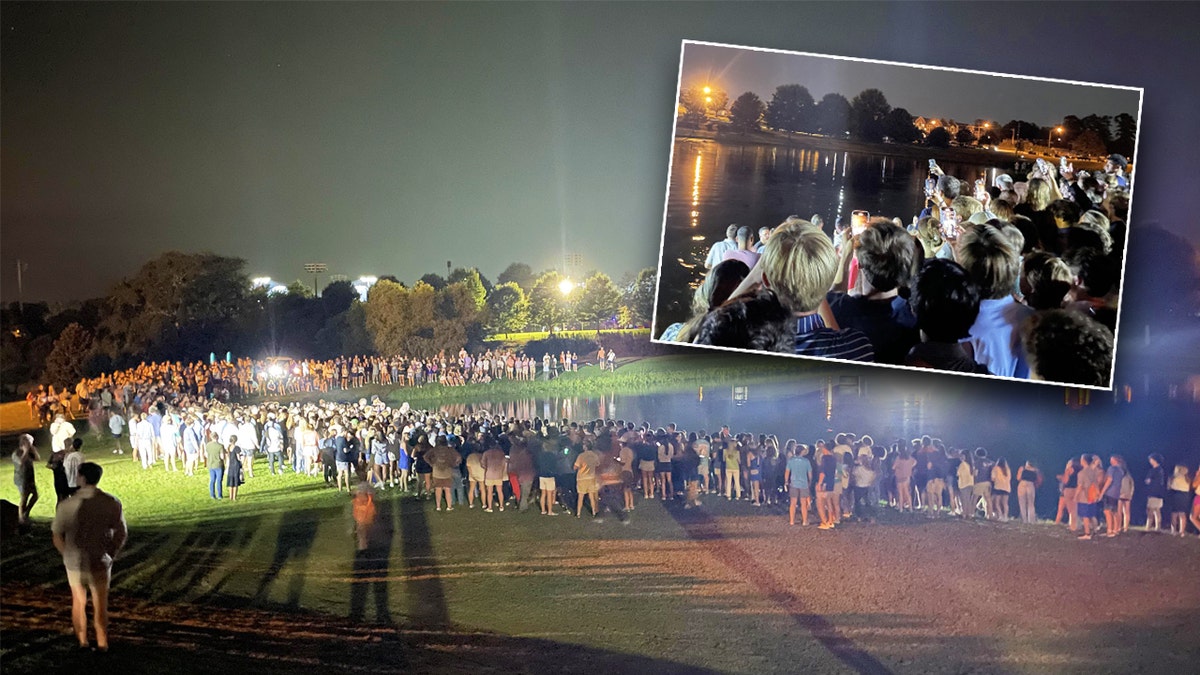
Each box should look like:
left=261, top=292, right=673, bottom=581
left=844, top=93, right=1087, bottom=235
left=653, top=137, right=1031, bottom=331
left=434, top=372, right=1199, bottom=517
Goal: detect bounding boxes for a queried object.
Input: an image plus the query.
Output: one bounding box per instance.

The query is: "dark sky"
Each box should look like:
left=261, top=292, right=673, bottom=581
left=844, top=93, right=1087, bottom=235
left=3, top=2, right=1197, bottom=303
left=681, top=42, right=1140, bottom=129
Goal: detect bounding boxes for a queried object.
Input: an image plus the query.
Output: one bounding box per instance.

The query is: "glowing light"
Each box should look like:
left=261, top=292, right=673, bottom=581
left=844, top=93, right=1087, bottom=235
left=702, top=86, right=711, bottom=95
left=558, top=278, right=575, bottom=295
left=251, top=276, right=272, bottom=288
left=268, top=364, right=284, bottom=378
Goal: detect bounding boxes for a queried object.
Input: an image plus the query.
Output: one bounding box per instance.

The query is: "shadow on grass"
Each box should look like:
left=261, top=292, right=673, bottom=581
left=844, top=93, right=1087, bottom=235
left=664, top=501, right=896, bottom=675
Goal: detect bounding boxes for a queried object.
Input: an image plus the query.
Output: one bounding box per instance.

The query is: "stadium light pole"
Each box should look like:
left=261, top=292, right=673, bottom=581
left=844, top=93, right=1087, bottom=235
left=304, top=262, right=328, bottom=297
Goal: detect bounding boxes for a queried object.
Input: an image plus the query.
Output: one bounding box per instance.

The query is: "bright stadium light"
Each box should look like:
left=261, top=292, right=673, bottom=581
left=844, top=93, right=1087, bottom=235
left=251, top=276, right=272, bottom=288
left=268, top=364, right=284, bottom=378
left=558, top=278, right=575, bottom=296
left=267, top=284, right=288, bottom=296
left=359, top=275, right=378, bottom=285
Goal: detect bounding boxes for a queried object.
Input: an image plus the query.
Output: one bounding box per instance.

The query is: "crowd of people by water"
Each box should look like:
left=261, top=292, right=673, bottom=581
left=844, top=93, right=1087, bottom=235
left=18, top=383, right=1200, bottom=540
left=25, top=346, right=619, bottom=426
left=662, top=154, right=1131, bottom=386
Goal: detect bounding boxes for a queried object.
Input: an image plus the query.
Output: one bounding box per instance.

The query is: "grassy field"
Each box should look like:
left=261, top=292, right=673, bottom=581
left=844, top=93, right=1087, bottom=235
left=4, top=361, right=1199, bottom=673
left=3, top=433, right=1198, bottom=674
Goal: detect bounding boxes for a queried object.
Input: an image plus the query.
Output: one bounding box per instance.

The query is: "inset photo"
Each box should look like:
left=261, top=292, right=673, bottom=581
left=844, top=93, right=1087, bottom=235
left=652, top=40, right=1141, bottom=390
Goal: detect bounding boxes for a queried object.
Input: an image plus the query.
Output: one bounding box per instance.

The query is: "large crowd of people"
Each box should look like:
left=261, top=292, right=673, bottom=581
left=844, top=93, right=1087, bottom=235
left=25, top=346, right=617, bottom=427
left=663, top=154, right=1131, bottom=386
left=20, top=385, right=1200, bottom=539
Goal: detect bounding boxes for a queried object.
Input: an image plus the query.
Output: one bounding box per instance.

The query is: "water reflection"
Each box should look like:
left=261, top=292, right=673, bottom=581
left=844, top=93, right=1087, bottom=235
left=656, top=137, right=1026, bottom=329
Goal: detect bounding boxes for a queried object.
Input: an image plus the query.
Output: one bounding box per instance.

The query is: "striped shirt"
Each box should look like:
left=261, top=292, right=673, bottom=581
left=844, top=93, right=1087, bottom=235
left=793, top=314, right=875, bottom=361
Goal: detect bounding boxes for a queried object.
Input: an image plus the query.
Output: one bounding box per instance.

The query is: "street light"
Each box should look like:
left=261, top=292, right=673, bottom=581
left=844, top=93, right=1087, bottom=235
left=558, top=278, right=575, bottom=296
left=702, top=86, right=711, bottom=95
left=1047, top=126, right=1063, bottom=149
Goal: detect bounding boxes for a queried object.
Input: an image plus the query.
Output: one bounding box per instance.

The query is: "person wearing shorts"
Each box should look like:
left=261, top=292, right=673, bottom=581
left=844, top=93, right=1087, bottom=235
left=52, top=462, right=127, bottom=652
left=480, top=444, right=507, bottom=512
left=786, top=445, right=813, bottom=526
left=574, top=442, right=600, bottom=518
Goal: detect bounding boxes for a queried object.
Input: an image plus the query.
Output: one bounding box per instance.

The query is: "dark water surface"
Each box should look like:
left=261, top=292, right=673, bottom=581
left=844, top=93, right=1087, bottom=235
left=653, top=137, right=1030, bottom=332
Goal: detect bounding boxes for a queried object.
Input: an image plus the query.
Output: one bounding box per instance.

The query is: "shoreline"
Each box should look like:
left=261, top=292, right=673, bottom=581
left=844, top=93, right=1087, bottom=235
left=675, top=127, right=1106, bottom=171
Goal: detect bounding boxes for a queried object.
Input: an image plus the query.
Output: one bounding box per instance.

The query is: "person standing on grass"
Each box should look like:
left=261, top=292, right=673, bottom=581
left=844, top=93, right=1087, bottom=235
left=1167, top=465, right=1192, bottom=536
left=1117, top=457, right=1134, bottom=533
left=205, top=430, right=225, bottom=500
left=607, top=348, right=616, bottom=372
left=159, top=412, right=180, bottom=473
left=655, top=432, right=675, bottom=501
left=1016, top=461, right=1041, bottom=524
left=723, top=436, right=742, bottom=501
left=480, top=441, right=508, bottom=513
left=786, top=444, right=813, bottom=526
left=334, top=426, right=354, bottom=493
left=1055, top=459, right=1079, bottom=531
left=50, top=413, right=76, bottom=453
left=428, top=438, right=459, bottom=512
left=1144, top=454, right=1166, bottom=532
left=106, top=408, right=125, bottom=455
left=1075, top=454, right=1103, bottom=540
left=134, top=413, right=155, bottom=469
left=351, top=483, right=377, bottom=551
left=816, top=442, right=839, bottom=530
left=52, top=462, right=126, bottom=653
left=47, top=443, right=71, bottom=505
left=260, top=414, right=285, bottom=476
left=64, top=438, right=84, bottom=498
left=596, top=452, right=628, bottom=522
left=508, top=440, right=536, bottom=512
left=1099, top=455, right=1125, bottom=537
left=225, top=435, right=245, bottom=502
left=13, top=434, right=40, bottom=524
left=537, top=438, right=560, bottom=516
left=574, top=439, right=600, bottom=519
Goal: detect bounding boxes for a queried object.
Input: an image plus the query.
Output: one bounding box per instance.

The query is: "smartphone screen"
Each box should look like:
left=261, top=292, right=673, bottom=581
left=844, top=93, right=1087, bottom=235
left=939, top=208, right=958, bottom=238
left=974, top=178, right=986, bottom=201
left=851, top=210, right=869, bottom=236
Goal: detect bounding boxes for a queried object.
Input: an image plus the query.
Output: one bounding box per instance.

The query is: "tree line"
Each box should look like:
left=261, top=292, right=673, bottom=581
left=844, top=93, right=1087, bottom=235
left=2, top=253, right=658, bottom=394
left=683, top=82, right=1136, bottom=157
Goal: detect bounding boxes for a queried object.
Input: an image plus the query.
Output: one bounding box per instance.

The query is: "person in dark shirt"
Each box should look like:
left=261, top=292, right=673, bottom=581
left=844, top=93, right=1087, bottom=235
left=827, top=219, right=919, bottom=364
left=905, top=259, right=990, bottom=374
left=1144, top=454, right=1166, bottom=532
left=816, top=443, right=839, bottom=529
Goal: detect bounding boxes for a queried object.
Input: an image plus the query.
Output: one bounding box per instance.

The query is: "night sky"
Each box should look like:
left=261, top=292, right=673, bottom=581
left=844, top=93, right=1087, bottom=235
left=681, top=42, right=1140, bottom=129
left=3, top=2, right=1197, bottom=303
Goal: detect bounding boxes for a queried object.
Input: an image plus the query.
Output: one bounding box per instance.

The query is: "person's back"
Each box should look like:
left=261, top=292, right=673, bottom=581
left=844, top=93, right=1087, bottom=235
left=481, top=447, right=507, bottom=481
left=957, top=222, right=1032, bottom=377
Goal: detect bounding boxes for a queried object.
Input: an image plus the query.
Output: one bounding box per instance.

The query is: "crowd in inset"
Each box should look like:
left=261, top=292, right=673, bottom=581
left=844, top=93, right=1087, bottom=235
left=662, top=155, right=1131, bottom=386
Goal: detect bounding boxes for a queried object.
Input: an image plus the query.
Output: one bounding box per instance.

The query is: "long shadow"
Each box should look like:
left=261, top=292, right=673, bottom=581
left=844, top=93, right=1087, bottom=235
left=397, top=494, right=449, bottom=627
left=255, top=508, right=321, bottom=608
left=665, top=503, right=894, bottom=675
left=349, top=493, right=394, bottom=625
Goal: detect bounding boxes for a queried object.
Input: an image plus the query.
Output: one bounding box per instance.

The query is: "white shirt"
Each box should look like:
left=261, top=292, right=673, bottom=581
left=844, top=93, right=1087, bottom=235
left=238, top=421, right=260, bottom=450
left=963, top=296, right=1033, bottom=378
left=705, top=239, right=738, bottom=268
left=50, top=419, right=76, bottom=452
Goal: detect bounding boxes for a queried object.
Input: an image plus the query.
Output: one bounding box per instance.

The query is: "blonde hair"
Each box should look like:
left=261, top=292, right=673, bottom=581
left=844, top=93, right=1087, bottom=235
left=760, top=220, right=836, bottom=313
left=915, top=215, right=944, bottom=259
left=1076, top=210, right=1113, bottom=254
left=957, top=222, right=1018, bottom=299
left=1021, top=251, right=1071, bottom=310
left=951, top=196, right=983, bottom=221
left=1024, top=178, right=1053, bottom=212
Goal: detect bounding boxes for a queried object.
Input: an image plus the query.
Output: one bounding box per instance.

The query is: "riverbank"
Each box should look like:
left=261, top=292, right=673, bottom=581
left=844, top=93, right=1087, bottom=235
left=676, top=127, right=1106, bottom=171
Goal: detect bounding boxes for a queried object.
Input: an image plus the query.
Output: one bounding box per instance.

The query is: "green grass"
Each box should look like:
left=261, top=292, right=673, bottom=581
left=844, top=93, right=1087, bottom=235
left=383, top=353, right=814, bottom=406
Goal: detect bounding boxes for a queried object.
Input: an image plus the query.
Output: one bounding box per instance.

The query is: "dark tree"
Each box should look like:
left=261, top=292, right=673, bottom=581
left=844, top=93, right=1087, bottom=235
left=1071, top=129, right=1108, bottom=158
left=813, top=92, right=851, bottom=136
left=729, top=91, right=766, bottom=132
left=764, top=84, right=815, bottom=133
left=497, top=262, right=535, bottom=293
left=42, top=323, right=93, bottom=388
left=624, top=268, right=658, bottom=326
left=849, top=89, right=891, bottom=142
left=321, top=280, right=357, bottom=317
left=955, top=128, right=977, bottom=146
left=1112, top=112, right=1137, bottom=157
left=418, top=273, right=447, bottom=291
left=1080, top=115, right=1113, bottom=145
left=883, top=107, right=921, bottom=143
left=925, top=127, right=952, bottom=148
